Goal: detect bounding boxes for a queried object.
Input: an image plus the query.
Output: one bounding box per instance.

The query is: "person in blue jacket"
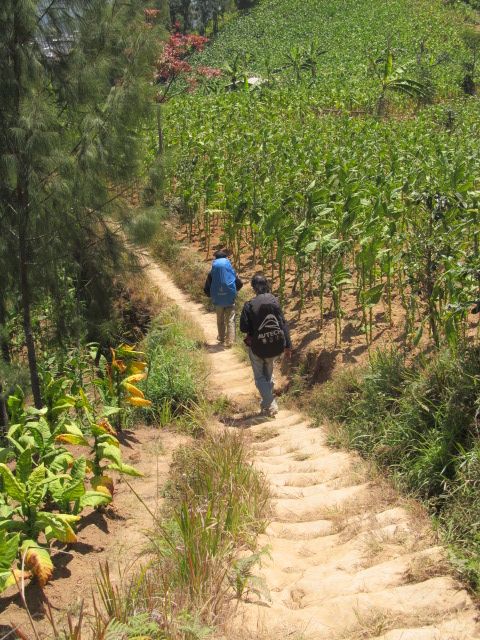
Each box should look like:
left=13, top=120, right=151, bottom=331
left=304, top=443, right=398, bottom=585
left=204, top=250, right=243, bottom=347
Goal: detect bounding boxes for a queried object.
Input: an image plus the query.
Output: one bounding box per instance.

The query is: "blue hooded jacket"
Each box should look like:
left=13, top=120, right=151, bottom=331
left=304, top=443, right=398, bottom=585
left=209, top=258, right=238, bottom=307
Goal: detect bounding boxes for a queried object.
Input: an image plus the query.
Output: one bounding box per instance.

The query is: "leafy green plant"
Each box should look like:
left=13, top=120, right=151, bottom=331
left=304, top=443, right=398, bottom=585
left=229, top=548, right=271, bottom=601
left=94, top=343, right=152, bottom=430
left=0, top=456, right=79, bottom=590
left=283, top=42, right=326, bottom=81
left=370, top=46, right=428, bottom=116
left=159, top=0, right=479, bottom=353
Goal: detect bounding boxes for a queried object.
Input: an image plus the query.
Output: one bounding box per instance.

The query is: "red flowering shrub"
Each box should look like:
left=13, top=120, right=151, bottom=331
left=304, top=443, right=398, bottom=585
left=156, top=33, right=209, bottom=83
left=155, top=33, right=221, bottom=99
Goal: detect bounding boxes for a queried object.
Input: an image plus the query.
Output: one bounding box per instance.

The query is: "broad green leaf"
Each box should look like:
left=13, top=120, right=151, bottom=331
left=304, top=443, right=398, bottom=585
left=0, top=463, right=26, bottom=502
left=0, top=570, right=20, bottom=593
left=102, top=406, right=122, bottom=417
left=79, top=490, right=112, bottom=509
left=16, top=448, right=33, bottom=484
left=360, top=283, right=384, bottom=307
left=51, top=395, right=76, bottom=415
left=71, top=457, right=87, bottom=482
left=0, top=448, right=12, bottom=464
left=56, top=433, right=89, bottom=446
left=27, top=464, right=48, bottom=505
left=99, top=443, right=122, bottom=466
left=49, top=451, right=75, bottom=474
left=62, top=422, right=86, bottom=437
left=0, top=531, right=20, bottom=572
left=61, top=479, right=86, bottom=502
left=37, top=512, right=79, bottom=544
left=107, top=462, right=143, bottom=477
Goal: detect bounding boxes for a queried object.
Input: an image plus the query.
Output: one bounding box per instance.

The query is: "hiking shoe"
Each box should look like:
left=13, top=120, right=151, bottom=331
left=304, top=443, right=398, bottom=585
left=260, top=406, right=278, bottom=418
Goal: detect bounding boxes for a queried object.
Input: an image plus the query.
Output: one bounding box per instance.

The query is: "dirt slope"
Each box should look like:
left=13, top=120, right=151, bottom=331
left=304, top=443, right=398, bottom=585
left=145, top=256, right=480, bottom=640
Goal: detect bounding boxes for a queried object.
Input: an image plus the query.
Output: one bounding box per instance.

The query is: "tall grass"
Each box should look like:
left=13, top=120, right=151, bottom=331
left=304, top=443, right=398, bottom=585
left=151, top=431, right=270, bottom=619
left=48, top=431, right=269, bottom=640
left=141, top=306, right=208, bottom=429
left=310, top=345, right=480, bottom=589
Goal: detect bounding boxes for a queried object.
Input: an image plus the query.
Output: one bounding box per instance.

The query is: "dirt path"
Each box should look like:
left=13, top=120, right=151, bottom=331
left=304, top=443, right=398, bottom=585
left=1, top=428, right=189, bottom=639
left=145, top=257, right=480, bottom=640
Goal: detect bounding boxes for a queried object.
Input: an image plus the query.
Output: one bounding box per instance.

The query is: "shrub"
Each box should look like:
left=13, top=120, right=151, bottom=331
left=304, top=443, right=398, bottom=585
left=142, top=307, right=206, bottom=423
left=126, top=206, right=168, bottom=245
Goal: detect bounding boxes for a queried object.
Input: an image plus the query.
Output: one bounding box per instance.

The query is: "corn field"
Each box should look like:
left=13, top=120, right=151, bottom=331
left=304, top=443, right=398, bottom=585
left=160, top=0, right=480, bottom=348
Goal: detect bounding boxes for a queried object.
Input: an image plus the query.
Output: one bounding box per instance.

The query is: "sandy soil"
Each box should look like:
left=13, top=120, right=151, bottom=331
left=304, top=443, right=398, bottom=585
left=1, top=428, right=189, bottom=639
left=144, top=255, right=480, bottom=640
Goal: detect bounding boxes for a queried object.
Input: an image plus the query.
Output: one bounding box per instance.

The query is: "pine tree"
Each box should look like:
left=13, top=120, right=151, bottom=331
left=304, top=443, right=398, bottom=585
left=0, top=1, right=159, bottom=407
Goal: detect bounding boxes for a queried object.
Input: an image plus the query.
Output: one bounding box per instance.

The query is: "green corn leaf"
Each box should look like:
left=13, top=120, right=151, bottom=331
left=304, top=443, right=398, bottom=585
left=360, top=283, right=384, bottom=307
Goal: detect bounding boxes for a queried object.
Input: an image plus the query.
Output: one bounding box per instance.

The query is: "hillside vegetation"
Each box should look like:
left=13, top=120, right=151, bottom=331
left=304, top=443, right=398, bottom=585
left=164, top=0, right=480, bottom=348
left=158, top=0, right=480, bottom=590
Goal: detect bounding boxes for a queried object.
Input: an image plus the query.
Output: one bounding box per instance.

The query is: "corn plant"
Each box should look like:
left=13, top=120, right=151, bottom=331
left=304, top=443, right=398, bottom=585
left=157, top=0, right=480, bottom=352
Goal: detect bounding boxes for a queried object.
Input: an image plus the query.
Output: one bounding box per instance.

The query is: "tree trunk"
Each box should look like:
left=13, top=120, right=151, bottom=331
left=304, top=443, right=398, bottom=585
left=157, top=104, right=164, bottom=155
left=12, top=7, right=42, bottom=409
left=213, top=10, right=219, bottom=35
left=19, top=224, right=42, bottom=408
left=0, top=296, right=11, bottom=363
left=0, top=383, right=8, bottom=435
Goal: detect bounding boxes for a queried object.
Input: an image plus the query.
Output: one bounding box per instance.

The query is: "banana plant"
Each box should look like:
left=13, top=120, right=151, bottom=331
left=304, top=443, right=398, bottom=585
left=222, top=53, right=250, bottom=91
left=283, top=42, right=326, bottom=81
left=371, top=46, right=428, bottom=116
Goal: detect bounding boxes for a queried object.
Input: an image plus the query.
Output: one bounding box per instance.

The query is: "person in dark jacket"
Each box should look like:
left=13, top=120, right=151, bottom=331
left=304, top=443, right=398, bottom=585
left=204, top=250, right=243, bottom=347
left=240, top=274, right=291, bottom=416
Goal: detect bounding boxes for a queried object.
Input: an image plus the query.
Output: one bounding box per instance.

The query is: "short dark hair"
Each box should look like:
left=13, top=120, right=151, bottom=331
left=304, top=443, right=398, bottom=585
left=214, top=250, right=228, bottom=259
left=251, top=273, right=270, bottom=294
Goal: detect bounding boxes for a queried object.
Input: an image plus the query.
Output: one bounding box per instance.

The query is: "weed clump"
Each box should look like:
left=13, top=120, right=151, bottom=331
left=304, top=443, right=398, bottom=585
left=141, top=307, right=207, bottom=428
left=74, top=432, right=271, bottom=640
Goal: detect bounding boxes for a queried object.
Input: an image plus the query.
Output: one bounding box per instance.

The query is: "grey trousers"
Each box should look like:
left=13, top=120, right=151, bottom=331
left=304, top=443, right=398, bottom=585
left=215, top=306, right=235, bottom=346
left=248, top=348, right=279, bottom=412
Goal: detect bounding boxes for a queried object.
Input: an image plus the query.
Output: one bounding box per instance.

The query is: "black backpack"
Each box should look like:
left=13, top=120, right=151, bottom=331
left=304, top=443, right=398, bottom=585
left=250, top=296, right=286, bottom=358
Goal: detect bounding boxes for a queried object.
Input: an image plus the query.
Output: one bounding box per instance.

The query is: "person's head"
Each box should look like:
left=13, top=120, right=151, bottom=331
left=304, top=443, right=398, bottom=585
left=214, top=249, right=228, bottom=259
left=251, top=273, right=270, bottom=295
